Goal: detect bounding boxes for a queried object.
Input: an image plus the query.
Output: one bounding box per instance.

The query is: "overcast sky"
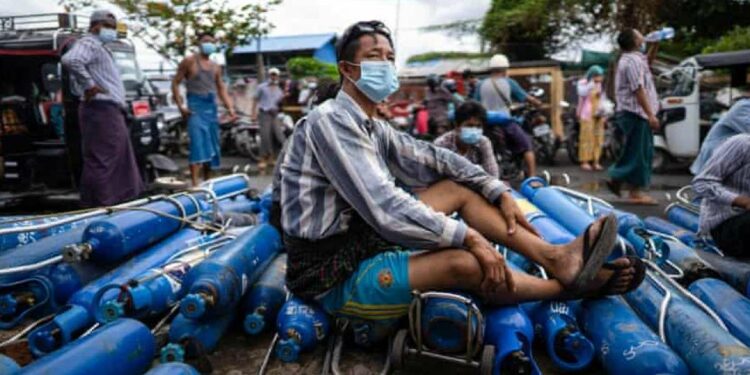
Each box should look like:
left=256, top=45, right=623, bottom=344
left=3, top=0, right=492, bottom=70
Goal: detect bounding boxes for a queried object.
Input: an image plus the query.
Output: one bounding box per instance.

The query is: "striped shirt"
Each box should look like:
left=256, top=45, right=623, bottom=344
left=61, top=35, right=125, bottom=105
left=434, top=130, right=500, bottom=179
left=614, top=52, right=659, bottom=119
left=692, top=134, right=750, bottom=233
left=280, top=90, right=509, bottom=250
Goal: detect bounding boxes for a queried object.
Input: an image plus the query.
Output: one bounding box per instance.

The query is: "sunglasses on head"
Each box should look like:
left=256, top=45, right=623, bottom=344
left=336, top=21, right=393, bottom=61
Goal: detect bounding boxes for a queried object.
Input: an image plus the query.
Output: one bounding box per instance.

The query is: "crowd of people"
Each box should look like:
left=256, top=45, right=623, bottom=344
left=59, top=6, right=750, bottom=347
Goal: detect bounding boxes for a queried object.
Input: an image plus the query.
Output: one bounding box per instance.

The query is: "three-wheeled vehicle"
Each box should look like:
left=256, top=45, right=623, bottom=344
left=654, top=49, right=750, bottom=172
left=0, top=13, right=177, bottom=206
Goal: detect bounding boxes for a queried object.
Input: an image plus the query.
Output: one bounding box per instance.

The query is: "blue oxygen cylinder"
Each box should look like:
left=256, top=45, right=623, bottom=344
left=624, top=227, right=670, bottom=264
left=180, top=224, right=281, bottom=320
left=145, top=362, right=200, bottom=375
left=61, top=194, right=207, bottom=265
left=217, top=195, right=260, bottom=215
left=484, top=305, right=540, bottom=375
left=0, top=227, right=105, bottom=329
left=523, top=301, right=594, bottom=372
left=0, top=214, right=99, bottom=253
left=0, top=354, right=19, bottom=375
left=666, top=204, right=700, bottom=233
left=510, top=190, right=575, bottom=245
left=26, top=229, right=202, bottom=357
left=578, top=296, right=688, bottom=375
left=275, top=297, right=330, bottom=363
left=661, top=236, right=719, bottom=284
left=643, top=216, right=700, bottom=247
left=241, top=254, right=288, bottom=335
left=160, top=312, right=236, bottom=363
left=200, top=174, right=250, bottom=199
left=519, top=178, right=624, bottom=259
left=18, top=319, right=155, bottom=375
left=418, top=292, right=482, bottom=354
left=694, top=250, right=750, bottom=297
left=624, top=271, right=750, bottom=374
left=550, top=186, right=643, bottom=237
left=689, top=278, right=750, bottom=347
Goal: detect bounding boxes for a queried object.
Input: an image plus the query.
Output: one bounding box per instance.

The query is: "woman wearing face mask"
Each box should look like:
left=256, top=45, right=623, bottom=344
left=434, top=100, right=499, bottom=178
left=576, top=65, right=607, bottom=171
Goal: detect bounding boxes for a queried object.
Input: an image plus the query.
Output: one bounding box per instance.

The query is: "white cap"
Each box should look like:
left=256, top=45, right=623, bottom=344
left=489, top=54, right=510, bottom=69
left=268, top=67, right=280, bottom=76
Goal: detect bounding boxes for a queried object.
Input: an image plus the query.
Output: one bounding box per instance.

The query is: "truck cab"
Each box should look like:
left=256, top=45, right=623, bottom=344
left=0, top=13, right=171, bottom=205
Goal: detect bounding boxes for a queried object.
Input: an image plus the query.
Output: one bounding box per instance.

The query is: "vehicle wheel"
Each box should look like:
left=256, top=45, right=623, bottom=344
left=479, top=345, right=496, bottom=375
left=390, top=329, right=409, bottom=370
left=652, top=148, right=669, bottom=174
left=235, top=130, right=261, bottom=161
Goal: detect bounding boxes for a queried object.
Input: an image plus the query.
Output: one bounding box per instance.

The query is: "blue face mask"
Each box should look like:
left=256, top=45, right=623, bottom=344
left=201, top=42, right=217, bottom=55
left=98, top=28, right=117, bottom=43
left=459, top=127, right=483, bottom=145
left=345, top=61, right=399, bottom=103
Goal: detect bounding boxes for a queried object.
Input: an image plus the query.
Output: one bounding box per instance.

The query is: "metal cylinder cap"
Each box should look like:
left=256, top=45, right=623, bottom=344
left=160, top=343, right=185, bottom=363
left=243, top=312, right=265, bottom=335
left=0, top=294, right=17, bottom=316
left=100, top=300, right=126, bottom=322
left=275, top=338, right=301, bottom=363
left=180, top=293, right=207, bottom=319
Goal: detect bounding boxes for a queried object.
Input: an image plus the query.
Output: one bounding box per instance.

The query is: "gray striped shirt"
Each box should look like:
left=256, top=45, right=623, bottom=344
left=280, top=90, right=509, bottom=249
left=693, top=134, right=750, bottom=233
left=61, top=35, right=125, bottom=105
left=615, top=52, right=659, bottom=119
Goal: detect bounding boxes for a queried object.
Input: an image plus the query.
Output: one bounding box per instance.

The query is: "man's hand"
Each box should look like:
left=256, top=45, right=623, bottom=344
left=733, top=195, right=750, bottom=210
left=498, top=191, right=540, bottom=237
left=84, top=85, right=107, bottom=101
left=465, top=228, right=515, bottom=294
left=228, top=108, right=237, bottom=120
left=179, top=105, right=192, bottom=119
left=647, top=115, right=660, bottom=131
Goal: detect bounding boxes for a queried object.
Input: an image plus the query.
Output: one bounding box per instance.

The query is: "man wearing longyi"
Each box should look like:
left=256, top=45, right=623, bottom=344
left=277, top=20, right=645, bottom=341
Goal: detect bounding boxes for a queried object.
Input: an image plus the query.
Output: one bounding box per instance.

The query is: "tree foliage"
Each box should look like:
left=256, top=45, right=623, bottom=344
left=473, top=0, right=750, bottom=61
left=285, top=57, right=338, bottom=80
left=60, top=0, right=281, bottom=63
left=703, top=26, right=750, bottom=54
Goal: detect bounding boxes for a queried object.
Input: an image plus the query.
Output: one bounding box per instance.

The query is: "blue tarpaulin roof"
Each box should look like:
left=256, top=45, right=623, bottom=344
left=232, top=33, right=336, bottom=54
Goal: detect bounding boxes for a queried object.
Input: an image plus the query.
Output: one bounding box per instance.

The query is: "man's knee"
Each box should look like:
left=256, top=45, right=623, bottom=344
left=432, top=180, right=478, bottom=201
left=445, top=251, right=482, bottom=285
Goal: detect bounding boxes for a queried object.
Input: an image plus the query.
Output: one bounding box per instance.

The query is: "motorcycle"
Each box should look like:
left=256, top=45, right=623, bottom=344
left=219, top=110, right=262, bottom=161
left=515, top=87, right=559, bottom=166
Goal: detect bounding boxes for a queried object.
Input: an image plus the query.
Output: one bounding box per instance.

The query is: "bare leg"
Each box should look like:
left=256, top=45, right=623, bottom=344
left=524, top=150, right=537, bottom=178
left=409, top=249, right=634, bottom=303
left=189, top=164, right=201, bottom=186
left=202, top=163, right=212, bottom=181
left=418, top=180, right=622, bottom=287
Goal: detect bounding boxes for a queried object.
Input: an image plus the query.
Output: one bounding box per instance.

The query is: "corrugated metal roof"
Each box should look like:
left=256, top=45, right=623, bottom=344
left=399, top=57, right=560, bottom=78
left=232, top=33, right=336, bottom=54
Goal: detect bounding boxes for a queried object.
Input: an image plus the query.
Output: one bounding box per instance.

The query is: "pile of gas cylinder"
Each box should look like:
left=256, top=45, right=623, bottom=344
left=1, top=173, right=750, bottom=375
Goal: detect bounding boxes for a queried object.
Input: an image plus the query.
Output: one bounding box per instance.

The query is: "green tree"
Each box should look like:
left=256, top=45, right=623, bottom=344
left=703, top=26, right=750, bottom=54
left=285, top=57, right=338, bottom=80
left=60, top=0, right=281, bottom=63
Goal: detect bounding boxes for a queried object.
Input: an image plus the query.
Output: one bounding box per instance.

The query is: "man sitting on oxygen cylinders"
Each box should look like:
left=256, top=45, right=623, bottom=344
left=274, top=20, right=645, bottom=342
left=693, top=134, right=750, bottom=257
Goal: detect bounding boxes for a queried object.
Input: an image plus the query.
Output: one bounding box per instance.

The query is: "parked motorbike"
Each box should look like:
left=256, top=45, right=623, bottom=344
left=515, top=87, right=559, bottom=166
left=218, top=110, right=261, bottom=161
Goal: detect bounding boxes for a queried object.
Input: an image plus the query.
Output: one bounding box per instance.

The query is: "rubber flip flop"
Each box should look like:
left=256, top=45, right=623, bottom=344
left=569, top=213, right=619, bottom=292
left=605, top=180, right=622, bottom=197
left=597, top=256, right=647, bottom=296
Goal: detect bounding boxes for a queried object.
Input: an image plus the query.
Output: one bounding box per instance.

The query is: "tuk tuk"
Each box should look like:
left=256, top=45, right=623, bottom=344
left=0, top=13, right=176, bottom=205
left=654, top=49, right=750, bottom=172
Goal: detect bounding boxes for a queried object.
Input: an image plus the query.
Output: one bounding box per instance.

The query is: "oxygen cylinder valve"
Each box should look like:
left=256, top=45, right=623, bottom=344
left=160, top=343, right=185, bottom=363
left=502, top=350, right=532, bottom=375
left=181, top=293, right=213, bottom=319
left=0, top=294, right=18, bottom=315
left=243, top=312, right=266, bottom=335
left=62, top=242, right=94, bottom=263
left=28, top=329, right=59, bottom=354
left=100, top=300, right=126, bottom=322
left=275, top=337, right=301, bottom=363
left=555, top=326, right=594, bottom=365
